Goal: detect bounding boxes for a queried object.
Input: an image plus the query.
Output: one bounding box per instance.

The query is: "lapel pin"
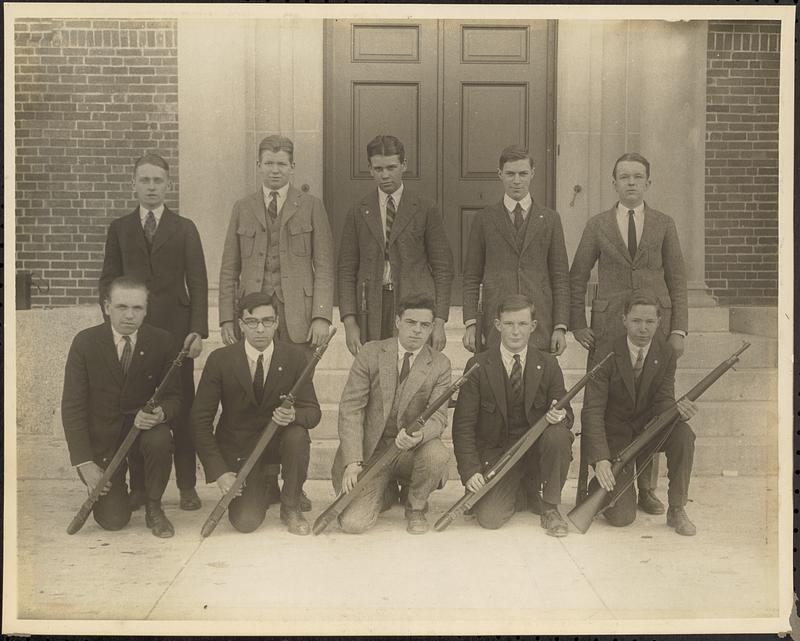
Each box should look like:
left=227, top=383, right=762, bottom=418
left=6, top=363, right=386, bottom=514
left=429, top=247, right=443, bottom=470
left=139, top=351, right=144, bottom=356
left=653, top=360, right=658, bottom=365
left=536, top=364, right=542, bottom=370
left=278, top=366, right=283, bottom=372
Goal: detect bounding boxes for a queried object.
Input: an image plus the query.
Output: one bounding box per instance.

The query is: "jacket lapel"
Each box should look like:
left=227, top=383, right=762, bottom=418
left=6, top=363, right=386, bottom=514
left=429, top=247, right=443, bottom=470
left=615, top=335, right=636, bottom=404
left=279, top=186, right=301, bottom=230
left=485, top=348, right=508, bottom=426
left=599, top=207, right=632, bottom=265
left=489, top=201, right=520, bottom=254
left=124, top=324, right=149, bottom=389
left=125, top=209, right=149, bottom=257
left=233, top=342, right=258, bottom=407
left=635, top=334, right=664, bottom=409
left=387, top=191, right=417, bottom=247
left=261, top=342, right=288, bottom=409
left=634, top=204, right=658, bottom=267
left=378, top=341, right=398, bottom=427
left=398, top=344, right=432, bottom=419
left=100, top=322, right=124, bottom=388
left=249, top=190, right=268, bottom=231
left=361, top=191, right=385, bottom=251
left=150, top=207, right=179, bottom=255
left=523, top=348, right=545, bottom=418
left=520, top=202, right=546, bottom=255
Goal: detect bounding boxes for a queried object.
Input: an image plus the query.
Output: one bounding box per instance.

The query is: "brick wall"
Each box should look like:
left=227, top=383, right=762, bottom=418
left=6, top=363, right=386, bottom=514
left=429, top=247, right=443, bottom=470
left=14, top=18, right=179, bottom=306
left=705, top=21, right=779, bottom=306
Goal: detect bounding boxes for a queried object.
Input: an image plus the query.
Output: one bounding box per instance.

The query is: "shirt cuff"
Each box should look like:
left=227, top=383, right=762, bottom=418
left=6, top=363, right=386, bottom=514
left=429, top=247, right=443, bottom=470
left=465, top=319, right=476, bottom=328
left=670, top=330, right=687, bottom=337
left=553, top=324, right=567, bottom=332
left=76, top=461, right=94, bottom=469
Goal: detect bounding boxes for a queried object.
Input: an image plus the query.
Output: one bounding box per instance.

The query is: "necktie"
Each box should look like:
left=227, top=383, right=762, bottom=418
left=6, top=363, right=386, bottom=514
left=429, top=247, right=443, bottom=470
left=120, top=335, right=132, bottom=376
left=385, top=195, right=396, bottom=256
left=144, top=210, right=157, bottom=247
left=253, top=354, right=264, bottom=404
left=399, top=351, right=412, bottom=384
left=510, top=354, right=523, bottom=402
left=513, top=203, right=524, bottom=231
left=268, top=191, right=279, bottom=221
left=627, top=209, right=637, bottom=259
left=633, top=348, right=644, bottom=381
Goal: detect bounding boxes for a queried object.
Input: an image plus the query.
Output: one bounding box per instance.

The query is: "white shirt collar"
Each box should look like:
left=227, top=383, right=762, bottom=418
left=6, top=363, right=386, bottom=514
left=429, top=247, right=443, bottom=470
left=503, top=193, right=532, bottom=216
left=379, top=183, right=404, bottom=208
left=111, top=326, right=137, bottom=352
left=262, top=182, right=290, bottom=202
left=139, top=204, right=165, bottom=225
left=499, top=342, right=528, bottom=375
left=626, top=336, right=652, bottom=365
left=244, top=338, right=274, bottom=363
left=616, top=201, right=645, bottom=216
left=396, top=338, right=423, bottom=368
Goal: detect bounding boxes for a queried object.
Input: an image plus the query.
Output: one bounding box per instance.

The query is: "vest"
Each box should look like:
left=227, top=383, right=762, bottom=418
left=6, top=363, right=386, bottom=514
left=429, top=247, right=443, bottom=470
left=504, top=366, right=528, bottom=440
left=503, top=206, right=531, bottom=252
left=261, top=210, right=283, bottom=302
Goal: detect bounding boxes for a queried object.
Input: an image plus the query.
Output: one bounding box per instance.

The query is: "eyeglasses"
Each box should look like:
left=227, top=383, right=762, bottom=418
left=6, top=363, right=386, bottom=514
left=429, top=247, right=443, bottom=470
left=240, top=317, right=277, bottom=329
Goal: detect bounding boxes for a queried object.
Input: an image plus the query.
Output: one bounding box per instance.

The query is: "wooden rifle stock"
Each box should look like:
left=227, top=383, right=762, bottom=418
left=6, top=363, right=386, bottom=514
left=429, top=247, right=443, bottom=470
left=312, top=363, right=480, bottom=535
left=473, top=283, right=485, bottom=354
left=434, top=352, right=613, bottom=532
left=200, top=327, right=336, bottom=538
left=357, top=280, right=369, bottom=343
left=567, top=341, right=751, bottom=534
left=66, top=332, right=201, bottom=535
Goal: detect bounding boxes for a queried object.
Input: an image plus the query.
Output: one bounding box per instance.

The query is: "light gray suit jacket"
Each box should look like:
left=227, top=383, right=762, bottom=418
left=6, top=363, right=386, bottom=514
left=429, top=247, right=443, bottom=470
left=569, top=204, right=688, bottom=342
left=218, top=185, right=334, bottom=343
left=331, top=338, right=452, bottom=491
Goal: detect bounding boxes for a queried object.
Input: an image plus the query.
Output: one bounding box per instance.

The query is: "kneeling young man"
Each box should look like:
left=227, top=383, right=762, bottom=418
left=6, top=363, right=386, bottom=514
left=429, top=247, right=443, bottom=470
left=62, top=277, right=180, bottom=537
left=191, top=293, right=321, bottom=535
left=332, top=294, right=452, bottom=535
left=452, top=294, right=573, bottom=536
left=581, top=291, right=698, bottom=535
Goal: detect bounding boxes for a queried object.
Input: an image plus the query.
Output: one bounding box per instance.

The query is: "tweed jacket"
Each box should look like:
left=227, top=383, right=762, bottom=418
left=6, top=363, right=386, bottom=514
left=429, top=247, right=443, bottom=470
left=331, top=338, right=452, bottom=491
left=569, top=204, right=688, bottom=343
left=337, top=187, right=454, bottom=341
left=452, top=345, right=573, bottom=484
left=191, top=340, right=321, bottom=482
left=461, top=199, right=570, bottom=351
left=580, top=333, right=678, bottom=465
left=99, top=207, right=209, bottom=340
left=61, top=322, right=182, bottom=466
left=218, top=185, right=334, bottom=343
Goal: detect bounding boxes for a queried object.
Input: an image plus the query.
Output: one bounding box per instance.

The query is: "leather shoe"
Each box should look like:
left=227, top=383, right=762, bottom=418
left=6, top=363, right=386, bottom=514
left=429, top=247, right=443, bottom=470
left=528, top=491, right=544, bottom=516
left=265, top=475, right=281, bottom=506
left=280, top=506, right=310, bottom=536
left=638, top=489, right=666, bottom=515
left=405, top=508, right=429, bottom=535
left=541, top=508, right=568, bottom=537
left=299, top=490, right=312, bottom=513
left=179, top=488, right=202, bottom=511
left=145, top=501, right=175, bottom=538
left=128, top=488, right=146, bottom=512
left=666, top=506, right=697, bottom=536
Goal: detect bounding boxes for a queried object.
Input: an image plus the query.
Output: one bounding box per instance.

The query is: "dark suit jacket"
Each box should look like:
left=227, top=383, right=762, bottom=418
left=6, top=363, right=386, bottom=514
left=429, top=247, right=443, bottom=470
left=61, top=322, right=182, bottom=466
left=191, top=340, right=321, bottom=483
left=462, top=199, right=570, bottom=350
left=337, top=187, right=454, bottom=340
left=452, top=345, right=574, bottom=484
left=99, top=207, right=209, bottom=340
left=569, top=204, right=688, bottom=342
left=580, top=333, right=677, bottom=466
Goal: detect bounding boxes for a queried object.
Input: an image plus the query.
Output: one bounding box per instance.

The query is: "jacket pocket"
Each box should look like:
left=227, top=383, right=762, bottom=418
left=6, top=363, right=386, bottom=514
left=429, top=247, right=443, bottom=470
left=289, top=222, right=312, bottom=256
left=237, top=225, right=256, bottom=258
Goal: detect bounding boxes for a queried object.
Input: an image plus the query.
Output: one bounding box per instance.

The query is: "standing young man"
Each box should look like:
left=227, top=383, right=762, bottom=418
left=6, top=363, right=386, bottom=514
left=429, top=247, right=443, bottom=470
left=338, top=134, right=454, bottom=355
left=218, top=135, right=334, bottom=510
left=99, top=153, right=208, bottom=513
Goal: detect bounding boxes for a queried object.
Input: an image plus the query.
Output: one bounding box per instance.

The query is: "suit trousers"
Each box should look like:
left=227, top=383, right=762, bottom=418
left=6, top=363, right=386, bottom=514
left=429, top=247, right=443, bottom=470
left=475, top=424, right=573, bottom=530
left=603, top=420, right=695, bottom=527
left=227, top=424, right=310, bottom=533
left=85, top=422, right=173, bottom=530
left=339, top=438, right=450, bottom=534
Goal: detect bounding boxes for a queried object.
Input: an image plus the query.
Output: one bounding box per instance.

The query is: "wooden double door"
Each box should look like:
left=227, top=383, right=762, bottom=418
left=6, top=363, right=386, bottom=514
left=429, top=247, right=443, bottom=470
left=324, top=19, right=557, bottom=302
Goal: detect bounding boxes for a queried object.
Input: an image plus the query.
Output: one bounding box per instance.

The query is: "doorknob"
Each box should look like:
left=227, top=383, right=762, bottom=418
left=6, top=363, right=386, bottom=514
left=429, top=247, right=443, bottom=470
left=569, top=184, right=582, bottom=207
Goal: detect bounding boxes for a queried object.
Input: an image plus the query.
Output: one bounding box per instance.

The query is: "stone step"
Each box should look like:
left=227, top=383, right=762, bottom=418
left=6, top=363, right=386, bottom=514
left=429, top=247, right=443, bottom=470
left=207, top=304, right=732, bottom=334
left=309, top=399, right=775, bottom=441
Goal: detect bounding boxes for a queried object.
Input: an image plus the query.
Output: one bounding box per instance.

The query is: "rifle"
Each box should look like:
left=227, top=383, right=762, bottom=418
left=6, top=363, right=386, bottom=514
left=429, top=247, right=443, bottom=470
left=67, top=332, right=201, bottom=535
left=567, top=341, right=750, bottom=534
left=434, top=352, right=613, bottom=532
left=357, top=280, right=369, bottom=343
left=312, top=362, right=480, bottom=535
left=473, top=283, right=485, bottom=354
left=201, top=327, right=337, bottom=537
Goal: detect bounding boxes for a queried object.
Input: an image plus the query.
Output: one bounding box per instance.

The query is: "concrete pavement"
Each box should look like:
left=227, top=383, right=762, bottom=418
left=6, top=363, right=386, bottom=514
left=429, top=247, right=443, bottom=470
left=12, top=475, right=780, bottom=633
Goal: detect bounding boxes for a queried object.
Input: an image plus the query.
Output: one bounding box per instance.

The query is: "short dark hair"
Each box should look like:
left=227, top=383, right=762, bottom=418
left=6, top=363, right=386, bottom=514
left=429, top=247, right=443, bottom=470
left=258, top=135, right=294, bottom=164
left=496, top=294, right=536, bottom=320
left=133, top=153, right=169, bottom=175
left=396, top=293, right=435, bottom=319
left=499, top=145, right=533, bottom=170
left=612, top=153, right=651, bottom=180
left=366, top=135, right=405, bottom=164
left=105, top=276, right=148, bottom=302
left=623, top=290, right=661, bottom=316
left=238, top=292, right=276, bottom=318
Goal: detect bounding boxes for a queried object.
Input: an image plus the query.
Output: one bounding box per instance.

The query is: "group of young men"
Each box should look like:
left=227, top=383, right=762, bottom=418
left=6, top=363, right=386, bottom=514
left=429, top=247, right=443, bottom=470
left=61, top=133, right=699, bottom=540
